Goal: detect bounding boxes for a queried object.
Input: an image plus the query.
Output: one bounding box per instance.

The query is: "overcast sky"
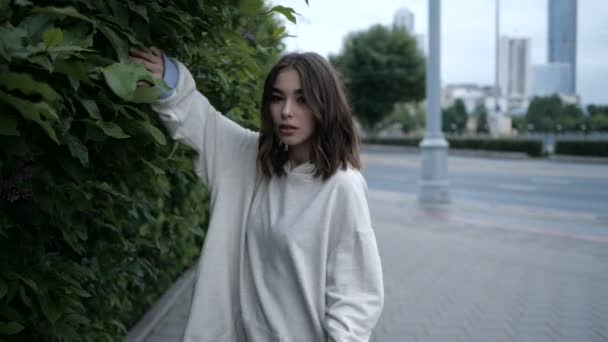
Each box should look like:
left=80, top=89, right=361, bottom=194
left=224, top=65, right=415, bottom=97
left=274, top=0, right=608, bottom=105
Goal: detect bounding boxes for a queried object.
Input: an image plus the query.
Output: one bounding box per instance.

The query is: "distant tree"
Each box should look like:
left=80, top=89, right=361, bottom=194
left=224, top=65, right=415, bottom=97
left=586, top=105, right=608, bottom=131
left=473, top=102, right=489, bottom=134
left=587, top=105, right=608, bottom=117
left=391, top=102, right=426, bottom=134
left=330, top=24, right=425, bottom=134
left=511, top=116, right=528, bottom=133
left=556, top=104, right=584, bottom=132
left=526, top=95, right=564, bottom=132
left=442, top=99, right=468, bottom=134
left=588, top=112, right=608, bottom=131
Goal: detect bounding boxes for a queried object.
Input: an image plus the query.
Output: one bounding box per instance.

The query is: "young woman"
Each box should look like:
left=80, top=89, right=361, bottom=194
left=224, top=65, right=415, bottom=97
left=129, top=47, right=384, bottom=342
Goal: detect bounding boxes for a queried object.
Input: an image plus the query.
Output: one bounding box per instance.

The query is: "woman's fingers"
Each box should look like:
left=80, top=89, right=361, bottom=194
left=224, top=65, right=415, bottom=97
left=129, top=47, right=165, bottom=88
left=128, top=56, right=163, bottom=80
left=128, top=56, right=160, bottom=72
left=129, top=48, right=162, bottom=64
left=150, top=46, right=163, bottom=58
left=137, top=80, right=153, bottom=87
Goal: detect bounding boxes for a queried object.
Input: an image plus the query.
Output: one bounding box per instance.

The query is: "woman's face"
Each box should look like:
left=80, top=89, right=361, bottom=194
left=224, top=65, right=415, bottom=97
left=270, top=68, right=316, bottom=150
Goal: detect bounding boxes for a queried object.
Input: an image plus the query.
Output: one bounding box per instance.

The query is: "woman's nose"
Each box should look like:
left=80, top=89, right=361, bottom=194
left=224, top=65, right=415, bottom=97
left=281, top=100, right=294, bottom=119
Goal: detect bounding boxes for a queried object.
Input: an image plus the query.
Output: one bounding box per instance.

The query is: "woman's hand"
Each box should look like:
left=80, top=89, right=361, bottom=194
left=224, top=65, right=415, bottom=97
left=128, top=47, right=164, bottom=87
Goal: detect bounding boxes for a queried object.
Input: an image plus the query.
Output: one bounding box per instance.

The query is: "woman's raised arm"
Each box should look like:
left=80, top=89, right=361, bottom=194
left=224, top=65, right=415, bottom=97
left=129, top=48, right=259, bottom=189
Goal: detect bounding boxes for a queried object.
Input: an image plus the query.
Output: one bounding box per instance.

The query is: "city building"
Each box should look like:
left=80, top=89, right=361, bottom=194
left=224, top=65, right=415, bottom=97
left=393, top=7, right=426, bottom=56
left=442, top=83, right=488, bottom=114
left=498, top=36, right=531, bottom=111
left=548, top=0, right=577, bottom=93
left=531, top=63, right=573, bottom=96
left=393, top=7, right=414, bottom=33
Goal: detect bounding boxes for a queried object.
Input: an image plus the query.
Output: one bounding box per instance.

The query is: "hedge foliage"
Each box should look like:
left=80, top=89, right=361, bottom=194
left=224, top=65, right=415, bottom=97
left=364, top=137, right=544, bottom=157
left=0, top=0, right=291, bottom=340
left=555, top=141, right=608, bottom=157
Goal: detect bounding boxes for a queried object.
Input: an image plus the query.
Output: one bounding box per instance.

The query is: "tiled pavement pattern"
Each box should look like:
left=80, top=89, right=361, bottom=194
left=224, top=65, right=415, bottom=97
left=368, top=191, right=608, bottom=342
left=139, top=189, right=608, bottom=342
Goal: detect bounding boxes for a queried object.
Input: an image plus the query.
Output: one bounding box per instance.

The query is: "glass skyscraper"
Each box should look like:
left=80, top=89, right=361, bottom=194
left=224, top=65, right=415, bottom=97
left=548, top=0, right=577, bottom=94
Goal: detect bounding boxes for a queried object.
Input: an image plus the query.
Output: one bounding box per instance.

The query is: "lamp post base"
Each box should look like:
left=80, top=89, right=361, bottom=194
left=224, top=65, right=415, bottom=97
left=418, top=137, right=450, bottom=203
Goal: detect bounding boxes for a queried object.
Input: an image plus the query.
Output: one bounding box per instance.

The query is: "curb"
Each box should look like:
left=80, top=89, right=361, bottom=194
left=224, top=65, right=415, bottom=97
left=362, top=143, right=529, bottom=160
left=124, top=264, right=197, bottom=342
left=362, top=143, right=608, bottom=163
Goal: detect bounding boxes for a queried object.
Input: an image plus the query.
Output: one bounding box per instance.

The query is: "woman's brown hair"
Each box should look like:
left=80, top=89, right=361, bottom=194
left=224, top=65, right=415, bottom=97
left=257, top=52, right=361, bottom=181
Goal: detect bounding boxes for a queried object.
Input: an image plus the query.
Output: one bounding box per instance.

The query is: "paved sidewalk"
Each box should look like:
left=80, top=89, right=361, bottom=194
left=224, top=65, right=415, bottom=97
left=130, top=190, right=608, bottom=342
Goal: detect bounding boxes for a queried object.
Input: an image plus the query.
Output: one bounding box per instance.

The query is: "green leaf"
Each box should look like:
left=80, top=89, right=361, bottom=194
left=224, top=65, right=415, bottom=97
left=0, top=90, right=58, bottom=143
left=127, top=1, right=148, bottom=22
left=141, top=158, right=165, bottom=175
left=0, top=113, right=19, bottom=136
left=61, top=229, right=85, bottom=255
left=91, top=120, right=130, bottom=139
left=132, top=86, right=162, bottom=104
left=93, top=182, right=130, bottom=201
left=39, top=297, right=62, bottom=324
left=73, top=287, right=91, bottom=298
left=18, top=12, right=54, bottom=41
left=42, top=27, right=63, bottom=48
left=138, top=121, right=166, bottom=145
left=0, top=279, right=7, bottom=299
left=267, top=6, right=297, bottom=24
left=58, top=156, right=87, bottom=182
left=0, top=322, right=24, bottom=335
left=63, top=133, right=89, bottom=166
left=102, top=62, right=160, bottom=102
left=31, top=6, right=95, bottom=24
left=0, top=71, right=60, bottom=102
left=57, top=25, right=94, bottom=48
left=272, top=26, right=286, bottom=39
left=0, top=25, right=29, bottom=61
left=109, top=319, right=126, bottom=334
left=98, top=25, right=128, bottom=62
left=29, top=55, right=53, bottom=71
left=16, top=275, right=39, bottom=293
left=55, top=59, right=92, bottom=85
left=78, top=99, right=100, bottom=119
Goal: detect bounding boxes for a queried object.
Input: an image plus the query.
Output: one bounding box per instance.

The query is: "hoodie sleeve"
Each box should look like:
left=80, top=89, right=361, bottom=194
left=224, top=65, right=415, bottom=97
left=325, top=174, right=385, bottom=342
left=151, top=59, right=258, bottom=188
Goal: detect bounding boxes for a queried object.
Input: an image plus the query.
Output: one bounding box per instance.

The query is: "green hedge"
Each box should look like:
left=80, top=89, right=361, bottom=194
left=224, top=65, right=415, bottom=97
left=363, top=137, right=420, bottom=147
left=0, top=0, right=290, bottom=340
left=364, top=137, right=544, bottom=157
left=555, top=141, right=608, bottom=157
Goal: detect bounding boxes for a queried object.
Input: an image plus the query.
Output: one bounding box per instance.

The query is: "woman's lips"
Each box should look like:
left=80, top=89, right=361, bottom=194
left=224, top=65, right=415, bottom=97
left=279, top=124, right=298, bottom=136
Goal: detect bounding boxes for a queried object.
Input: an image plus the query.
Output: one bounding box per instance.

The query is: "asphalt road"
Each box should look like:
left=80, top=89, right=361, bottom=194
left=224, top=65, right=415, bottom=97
left=361, top=145, right=608, bottom=218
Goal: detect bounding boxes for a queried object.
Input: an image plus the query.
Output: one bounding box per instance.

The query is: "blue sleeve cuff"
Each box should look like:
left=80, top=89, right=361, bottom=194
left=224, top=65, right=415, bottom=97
left=159, top=53, right=179, bottom=99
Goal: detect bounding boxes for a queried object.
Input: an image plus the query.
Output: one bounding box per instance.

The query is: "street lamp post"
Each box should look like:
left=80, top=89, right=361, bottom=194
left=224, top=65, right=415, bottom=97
left=418, top=0, right=450, bottom=203
left=491, top=0, right=502, bottom=137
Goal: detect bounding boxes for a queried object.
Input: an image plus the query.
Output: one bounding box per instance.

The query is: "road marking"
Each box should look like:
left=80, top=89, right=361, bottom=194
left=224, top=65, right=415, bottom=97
left=530, top=177, right=570, bottom=185
left=495, top=183, right=537, bottom=192
left=448, top=215, right=608, bottom=244
left=362, top=152, right=608, bottom=179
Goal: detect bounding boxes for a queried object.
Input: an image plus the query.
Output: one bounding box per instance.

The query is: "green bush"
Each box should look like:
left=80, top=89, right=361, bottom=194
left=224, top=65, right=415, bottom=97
left=448, top=137, right=543, bottom=157
left=363, top=137, right=544, bottom=157
left=555, top=141, right=608, bottom=157
left=363, top=137, right=421, bottom=147
left=0, top=0, right=290, bottom=340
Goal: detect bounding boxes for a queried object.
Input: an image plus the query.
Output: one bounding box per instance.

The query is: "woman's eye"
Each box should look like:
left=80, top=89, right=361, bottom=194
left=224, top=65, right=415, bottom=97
left=270, top=95, right=282, bottom=102
left=297, top=97, right=306, bottom=104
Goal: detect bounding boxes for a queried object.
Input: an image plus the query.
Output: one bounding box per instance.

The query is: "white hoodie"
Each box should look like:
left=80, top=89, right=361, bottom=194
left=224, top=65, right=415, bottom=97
left=152, top=61, right=384, bottom=342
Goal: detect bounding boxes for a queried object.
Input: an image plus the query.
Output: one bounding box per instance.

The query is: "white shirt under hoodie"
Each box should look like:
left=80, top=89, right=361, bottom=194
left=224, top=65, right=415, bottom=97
left=152, top=61, right=384, bottom=342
